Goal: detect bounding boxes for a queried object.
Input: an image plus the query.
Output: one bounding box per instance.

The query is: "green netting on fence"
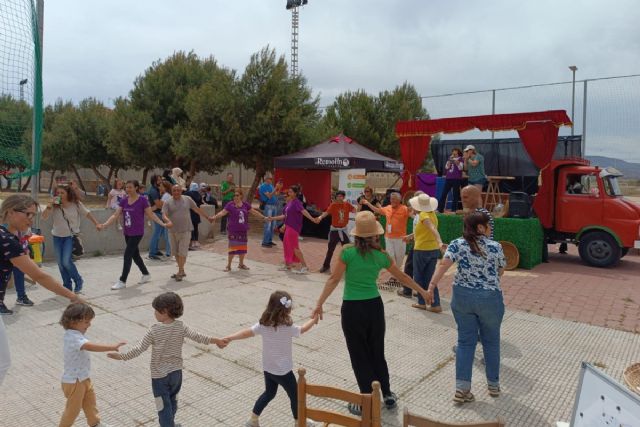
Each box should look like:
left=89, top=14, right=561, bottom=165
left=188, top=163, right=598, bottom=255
left=0, top=0, right=43, bottom=179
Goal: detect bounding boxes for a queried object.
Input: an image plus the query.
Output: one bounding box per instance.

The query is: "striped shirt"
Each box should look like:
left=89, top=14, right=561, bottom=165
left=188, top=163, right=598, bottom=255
left=251, top=323, right=301, bottom=376
left=120, top=320, right=213, bottom=379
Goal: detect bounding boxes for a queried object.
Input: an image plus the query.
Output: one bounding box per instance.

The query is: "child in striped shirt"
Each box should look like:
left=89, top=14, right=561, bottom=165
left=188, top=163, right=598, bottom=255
left=108, top=292, right=226, bottom=427
left=224, top=290, right=318, bottom=427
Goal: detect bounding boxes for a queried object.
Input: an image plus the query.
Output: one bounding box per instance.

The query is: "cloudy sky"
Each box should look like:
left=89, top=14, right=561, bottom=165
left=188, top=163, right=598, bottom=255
left=40, top=0, right=640, bottom=160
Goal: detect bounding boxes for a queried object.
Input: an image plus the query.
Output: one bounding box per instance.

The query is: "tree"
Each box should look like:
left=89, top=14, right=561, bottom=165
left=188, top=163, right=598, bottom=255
left=320, top=82, right=427, bottom=159
left=125, top=51, right=220, bottom=176
left=233, top=46, right=321, bottom=200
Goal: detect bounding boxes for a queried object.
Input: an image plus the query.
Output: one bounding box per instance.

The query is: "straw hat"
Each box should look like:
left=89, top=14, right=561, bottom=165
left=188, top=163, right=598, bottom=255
left=350, top=211, right=384, bottom=237
left=409, top=194, right=438, bottom=212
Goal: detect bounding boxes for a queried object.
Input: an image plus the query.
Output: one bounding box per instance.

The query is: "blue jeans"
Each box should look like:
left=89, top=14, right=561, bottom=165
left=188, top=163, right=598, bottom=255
left=151, top=369, right=182, bottom=427
left=261, top=204, right=277, bottom=245
left=451, top=285, right=505, bottom=391
left=53, top=236, right=83, bottom=292
left=149, top=212, right=170, bottom=256
left=413, top=249, right=440, bottom=306
left=12, top=268, right=26, bottom=299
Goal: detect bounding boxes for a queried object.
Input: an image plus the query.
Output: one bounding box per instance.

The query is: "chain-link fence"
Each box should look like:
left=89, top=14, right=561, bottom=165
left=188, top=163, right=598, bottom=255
left=421, top=74, right=640, bottom=165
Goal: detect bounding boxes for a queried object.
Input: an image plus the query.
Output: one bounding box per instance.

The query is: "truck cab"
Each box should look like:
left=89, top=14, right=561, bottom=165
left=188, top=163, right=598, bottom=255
left=534, top=158, right=640, bottom=267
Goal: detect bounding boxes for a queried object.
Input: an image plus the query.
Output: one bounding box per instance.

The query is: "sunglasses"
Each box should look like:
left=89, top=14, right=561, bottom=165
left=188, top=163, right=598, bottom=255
left=16, top=210, right=36, bottom=219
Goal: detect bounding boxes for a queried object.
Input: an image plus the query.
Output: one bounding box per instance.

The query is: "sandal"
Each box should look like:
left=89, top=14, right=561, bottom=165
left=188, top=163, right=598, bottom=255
left=453, top=389, right=475, bottom=403
left=347, top=402, right=362, bottom=416
left=238, top=264, right=250, bottom=270
left=411, top=303, right=427, bottom=310
left=223, top=266, right=231, bottom=272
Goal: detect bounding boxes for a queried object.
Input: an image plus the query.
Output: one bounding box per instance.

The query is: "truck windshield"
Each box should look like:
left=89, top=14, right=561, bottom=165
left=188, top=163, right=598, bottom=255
left=602, top=176, right=623, bottom=196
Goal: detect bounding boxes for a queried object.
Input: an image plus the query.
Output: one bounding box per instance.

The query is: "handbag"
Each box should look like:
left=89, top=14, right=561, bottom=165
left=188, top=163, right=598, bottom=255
left=60, top=205, right=85, bottom=257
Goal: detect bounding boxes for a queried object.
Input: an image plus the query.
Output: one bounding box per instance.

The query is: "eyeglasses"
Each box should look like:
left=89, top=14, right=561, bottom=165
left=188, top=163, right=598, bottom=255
left=15, top=210, right=36, bottom=219
left=234, top=193, right=242, bottom=197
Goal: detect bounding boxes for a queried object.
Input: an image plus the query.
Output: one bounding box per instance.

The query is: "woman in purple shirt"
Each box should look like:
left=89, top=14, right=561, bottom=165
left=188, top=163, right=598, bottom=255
left=269, top=185, right=317, bottom=274
left=210, top=188, right=266, bottom=272
left=99, top=180, right=169, bottom=290
left=438, top=148, right=464, bottom=213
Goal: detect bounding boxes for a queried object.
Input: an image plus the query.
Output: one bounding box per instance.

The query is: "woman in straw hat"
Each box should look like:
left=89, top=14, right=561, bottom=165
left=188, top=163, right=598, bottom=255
left=407, top=193, right=447, bottom=313
left=312, top=211, right=428, bottom=415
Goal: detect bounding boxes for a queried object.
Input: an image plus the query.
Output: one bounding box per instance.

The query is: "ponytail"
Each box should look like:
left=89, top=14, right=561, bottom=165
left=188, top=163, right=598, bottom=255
left=463, top=211, right=490, bottom=257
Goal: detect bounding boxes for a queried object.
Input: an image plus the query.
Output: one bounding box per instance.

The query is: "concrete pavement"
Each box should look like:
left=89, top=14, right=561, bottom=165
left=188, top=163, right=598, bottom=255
left=2, top=249, right=640, bottom=426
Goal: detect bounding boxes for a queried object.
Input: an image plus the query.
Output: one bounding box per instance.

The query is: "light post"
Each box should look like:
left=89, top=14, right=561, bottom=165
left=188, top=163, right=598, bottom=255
left=569, top=65, right=577, bottom=136
left=19, top=78, right=28, bottom=101
left=285, top=0, right=309, bottom=78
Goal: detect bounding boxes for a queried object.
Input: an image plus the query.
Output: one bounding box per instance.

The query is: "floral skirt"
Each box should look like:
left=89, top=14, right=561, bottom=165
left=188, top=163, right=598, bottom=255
left=228, top=231, right=248, bottom=255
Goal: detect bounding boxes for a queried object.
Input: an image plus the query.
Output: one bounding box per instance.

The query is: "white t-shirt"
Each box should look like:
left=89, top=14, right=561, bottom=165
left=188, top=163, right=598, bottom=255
left=62, top=329, right=90, bottom=383
left=251, top=323, right=301, bottom=376
left=51, top=203, right=90, bottom=237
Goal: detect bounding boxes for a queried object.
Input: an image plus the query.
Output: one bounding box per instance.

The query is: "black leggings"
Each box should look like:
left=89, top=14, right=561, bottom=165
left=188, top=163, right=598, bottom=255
left=253, top=370, right=298, bottom=419
left=120, top=235, right=149, bottom=283
left=341, top=297, right=391, bottom=395
left=322, top=230, right=350, bottom=269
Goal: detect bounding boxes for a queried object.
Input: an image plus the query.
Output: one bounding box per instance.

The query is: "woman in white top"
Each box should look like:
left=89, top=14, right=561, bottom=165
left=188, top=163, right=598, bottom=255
left=42, top=185, right=100, bottom=293
left=105, top=178, right=125, bottom=210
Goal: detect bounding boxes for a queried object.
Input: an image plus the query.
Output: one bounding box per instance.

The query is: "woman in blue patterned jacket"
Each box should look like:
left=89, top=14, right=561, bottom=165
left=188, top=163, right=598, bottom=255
left=426, top=211, right=506, bottom=404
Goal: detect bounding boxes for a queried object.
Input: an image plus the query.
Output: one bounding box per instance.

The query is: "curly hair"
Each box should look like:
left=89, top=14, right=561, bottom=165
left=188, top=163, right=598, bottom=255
left=259, top=290, right=293, bottom=329
left=60, top=303, right=95, bottom=330
left=152, top=292, right=184, bottom=319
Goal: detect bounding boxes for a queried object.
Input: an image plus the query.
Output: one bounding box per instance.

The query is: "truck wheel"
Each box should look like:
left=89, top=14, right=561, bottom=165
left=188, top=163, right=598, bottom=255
left=578, top=231, right=621, bottom=268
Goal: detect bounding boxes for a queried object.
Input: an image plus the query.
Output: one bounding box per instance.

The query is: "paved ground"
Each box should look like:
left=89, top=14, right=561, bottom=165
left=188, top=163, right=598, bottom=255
left=2, top=248, right=640, bottom=426
left=203, top=232, right=640, bottom=333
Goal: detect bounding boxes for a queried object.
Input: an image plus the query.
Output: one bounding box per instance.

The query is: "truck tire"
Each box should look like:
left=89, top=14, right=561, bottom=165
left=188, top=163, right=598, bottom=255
left=578, top=231, right=621, bottom=268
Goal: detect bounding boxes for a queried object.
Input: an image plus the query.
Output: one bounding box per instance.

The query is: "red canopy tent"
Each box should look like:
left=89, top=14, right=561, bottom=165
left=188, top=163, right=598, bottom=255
left=395, top=110, right=573, bottom=193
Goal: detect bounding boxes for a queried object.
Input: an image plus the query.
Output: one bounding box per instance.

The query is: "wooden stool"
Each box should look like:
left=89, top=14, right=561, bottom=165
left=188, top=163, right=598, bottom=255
left=484, top=176, right=514, bottom=212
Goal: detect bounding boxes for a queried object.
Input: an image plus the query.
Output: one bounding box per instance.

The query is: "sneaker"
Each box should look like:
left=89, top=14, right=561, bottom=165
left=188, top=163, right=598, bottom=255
left=347, top=402, right=362, bottom=416
left=261, top=244, right=272, bottom=248
left=278, top=264, right=290, bottom=271
left=488, top=385, right=501, bottom=397
left=244, top=419, right=260, bottom=427
left=111, top=280, right=126, bottom=290
left=138, top=274, right=152, bottom=284
left=292, top=267, right=308, bottom=274
left=0, top=303, right=14, bottom=315
left=267, top=242, right=277, bottom=247
left=396, top=289, right=412, bottom=298
left=383, top=392, right=398, bottom=409
left=148, top=255, right=162, bottom=260
left=318, top=266, right=330, bottom=274
left=16, top=296, right=34, bottom=306
left=453, top=389, right=475, bottom=403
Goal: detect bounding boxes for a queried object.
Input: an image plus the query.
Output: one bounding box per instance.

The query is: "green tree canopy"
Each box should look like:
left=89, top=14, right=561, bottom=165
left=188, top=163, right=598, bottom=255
left=0, top=95, right=31, bottom=169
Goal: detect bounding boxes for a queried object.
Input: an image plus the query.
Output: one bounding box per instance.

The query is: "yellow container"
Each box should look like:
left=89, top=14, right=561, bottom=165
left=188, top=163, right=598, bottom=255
left=28, top=234, right=45, bottom=265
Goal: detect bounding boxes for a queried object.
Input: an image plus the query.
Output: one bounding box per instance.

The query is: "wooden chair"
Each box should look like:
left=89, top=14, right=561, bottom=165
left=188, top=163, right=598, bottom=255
left=403, top=408, right=505, bottom=427
left=297, top=368, right=381, bottom=427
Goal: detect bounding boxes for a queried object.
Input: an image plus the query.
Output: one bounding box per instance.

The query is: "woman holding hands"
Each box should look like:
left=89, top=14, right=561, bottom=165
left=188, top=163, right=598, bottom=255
left=312, top=211, right=429, bottom=415
left=98, top=180, right=171, bottom=290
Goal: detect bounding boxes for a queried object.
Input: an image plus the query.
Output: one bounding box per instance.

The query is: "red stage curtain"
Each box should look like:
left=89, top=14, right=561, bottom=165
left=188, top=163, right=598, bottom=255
left=396, top=110, right=571, bottom=137
left=399, top=135, right=432, bottom=193
left=274, top=169, right=332, bottom=210
left=517, top=122, right=560, bottom=169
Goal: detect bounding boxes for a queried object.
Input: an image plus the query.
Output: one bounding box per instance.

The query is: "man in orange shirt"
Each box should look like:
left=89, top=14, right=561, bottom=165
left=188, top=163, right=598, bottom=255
left=315, top=190, right=356, bottom=273
left=363, top=192, right=410, bottom=271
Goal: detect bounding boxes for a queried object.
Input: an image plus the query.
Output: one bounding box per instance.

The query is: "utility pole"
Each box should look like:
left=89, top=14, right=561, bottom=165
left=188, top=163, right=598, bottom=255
left=32, top=0, right=44, bottom=204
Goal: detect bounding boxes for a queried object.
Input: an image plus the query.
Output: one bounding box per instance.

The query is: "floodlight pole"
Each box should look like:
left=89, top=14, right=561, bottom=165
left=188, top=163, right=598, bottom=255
left=31, top=0, right=43, bottom=204
left=290, top=6, right=299, bottom=77
left=19, top=79, right=28, bottom=101
left=569, top=65, right=577, bottom=136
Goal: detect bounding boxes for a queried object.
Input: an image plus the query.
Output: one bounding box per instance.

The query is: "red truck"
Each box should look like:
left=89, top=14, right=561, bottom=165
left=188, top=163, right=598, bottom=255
left=534, top=158, right=640, bottom=267
left=396, top=110, right=640, bottom=268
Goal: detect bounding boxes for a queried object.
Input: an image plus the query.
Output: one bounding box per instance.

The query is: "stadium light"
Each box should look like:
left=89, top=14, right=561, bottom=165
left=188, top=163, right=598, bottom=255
left=569, top=65, right=577, bottom=136
left=286, top=0, right=307, bottom=10
left=19, top=78, right=28, bottom=101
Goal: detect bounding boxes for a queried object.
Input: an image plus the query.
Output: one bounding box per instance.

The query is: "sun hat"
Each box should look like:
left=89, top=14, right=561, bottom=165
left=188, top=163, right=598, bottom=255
left=350, top=211, right=384, bottom=237
left=409, top=193, right=438, bottom=212
left=463, top=144, right=476, bottom=152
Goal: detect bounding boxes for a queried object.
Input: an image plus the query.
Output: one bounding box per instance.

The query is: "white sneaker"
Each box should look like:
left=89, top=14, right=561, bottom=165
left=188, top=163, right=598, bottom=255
left=278, top=264, right=290, bottom=271
left=138, top=274, right=152, bottom=284
left=111, top=280, right=126, bottom=290
left=292, top=267, right=308, bottom=274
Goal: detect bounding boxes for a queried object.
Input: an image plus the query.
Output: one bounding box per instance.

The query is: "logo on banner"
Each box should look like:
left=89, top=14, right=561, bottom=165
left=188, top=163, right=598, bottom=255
left=384, top=161, right=402, bottom=170
left=315, top=157, right=350, bottom=168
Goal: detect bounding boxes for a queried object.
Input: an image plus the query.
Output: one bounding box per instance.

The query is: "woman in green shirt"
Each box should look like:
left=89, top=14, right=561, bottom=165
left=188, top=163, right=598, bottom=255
left=312, top=211, right=429, bottom=415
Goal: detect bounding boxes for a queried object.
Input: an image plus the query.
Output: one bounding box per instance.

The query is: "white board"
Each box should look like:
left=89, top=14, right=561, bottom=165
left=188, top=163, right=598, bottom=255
left=570, top=362, right=640, bottom=426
